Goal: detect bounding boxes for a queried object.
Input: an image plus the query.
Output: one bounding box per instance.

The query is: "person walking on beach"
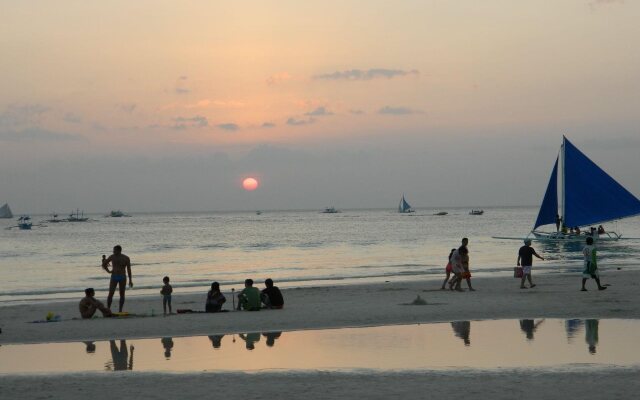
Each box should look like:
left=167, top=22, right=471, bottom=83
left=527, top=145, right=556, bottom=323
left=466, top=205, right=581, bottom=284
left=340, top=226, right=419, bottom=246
left=582, top=237, right=607, bottom=291
left=460, top=237, right=475, bottom=291
left=441, top=248, right=457, bottom=290
left=237, top=279, right=261, bottom=311
left=517, top=239, right=544, bottom=289
left=79, top=288, right=113, bottom=319
left=102, top=245, right=133, bottom=312
left=448, top=246, right=467, bottom=291
left=160, top=276, right=173, bottom=315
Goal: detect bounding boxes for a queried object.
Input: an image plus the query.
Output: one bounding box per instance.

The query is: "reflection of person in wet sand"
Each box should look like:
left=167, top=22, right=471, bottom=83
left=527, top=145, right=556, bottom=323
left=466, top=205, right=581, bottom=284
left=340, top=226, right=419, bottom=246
left=208, top=335, right=225, bottom=349
left=83, top=341, right=96, bottom=353
left=161, top=337, right=174, bottom=359
left=565, top=319, right=584, bottom=342
left=519, top=319, right=545, bottom=340
left=585, top=319, right=599, bottom=354
left=262, top=332, right=282, bottom=347
left=451, top=321, right=471, bottom=346
left=239, top=332, right=261, bottom=350
left=107, top=340, right=134, bottom=371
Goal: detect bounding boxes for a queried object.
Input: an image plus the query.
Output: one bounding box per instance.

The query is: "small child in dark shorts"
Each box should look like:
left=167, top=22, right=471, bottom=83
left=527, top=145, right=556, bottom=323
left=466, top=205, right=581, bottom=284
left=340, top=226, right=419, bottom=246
left=160, top=276, right=173, bottom=315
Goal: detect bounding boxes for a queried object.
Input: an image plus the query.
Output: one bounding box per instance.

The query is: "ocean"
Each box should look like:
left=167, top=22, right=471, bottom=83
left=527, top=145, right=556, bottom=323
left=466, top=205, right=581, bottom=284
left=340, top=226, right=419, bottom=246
left=1, top=207, right=639, bottom=305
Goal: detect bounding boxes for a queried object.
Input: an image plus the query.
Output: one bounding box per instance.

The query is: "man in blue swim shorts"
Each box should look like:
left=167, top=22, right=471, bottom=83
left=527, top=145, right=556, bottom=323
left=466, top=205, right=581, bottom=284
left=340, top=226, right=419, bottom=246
left=102, top=245, right=133, bottom=312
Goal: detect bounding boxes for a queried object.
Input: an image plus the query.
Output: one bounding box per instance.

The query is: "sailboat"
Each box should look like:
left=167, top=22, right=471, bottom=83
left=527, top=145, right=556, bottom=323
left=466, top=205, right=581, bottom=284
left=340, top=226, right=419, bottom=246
left=67, top=209, right=89, bottom=222
left=0, top=203, right=13, bottom=219
left=530, top=136, right=640, bottom=241
left=398, top=194, right=415, bottom=213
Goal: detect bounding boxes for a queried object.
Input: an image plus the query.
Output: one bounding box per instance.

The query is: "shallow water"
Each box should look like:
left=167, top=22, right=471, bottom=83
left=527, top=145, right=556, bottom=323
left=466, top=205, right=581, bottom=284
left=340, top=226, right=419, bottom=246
left=1, top=319, right=639, bottom=374
left=1, top=208, right=639, bottom=304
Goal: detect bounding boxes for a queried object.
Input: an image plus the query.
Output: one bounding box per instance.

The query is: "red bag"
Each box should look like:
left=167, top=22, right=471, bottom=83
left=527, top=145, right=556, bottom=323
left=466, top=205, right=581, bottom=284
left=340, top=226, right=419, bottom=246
left=514, top=266, right=523, bottom=278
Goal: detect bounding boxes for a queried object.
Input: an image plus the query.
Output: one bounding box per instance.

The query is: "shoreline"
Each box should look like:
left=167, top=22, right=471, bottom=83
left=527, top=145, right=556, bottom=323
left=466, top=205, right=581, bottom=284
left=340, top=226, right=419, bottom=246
left=1, top=269, right=639, bottom=345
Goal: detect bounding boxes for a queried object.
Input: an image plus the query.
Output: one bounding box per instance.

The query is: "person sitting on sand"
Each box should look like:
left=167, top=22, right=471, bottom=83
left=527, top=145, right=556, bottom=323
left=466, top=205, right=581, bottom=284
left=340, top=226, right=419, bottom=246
left=440, top=248, right=457, bottom=290
left=160, top=276, right=173, bottom=315
left=102, top=245, right=133, bottom=312
left=582, top=237, right=607, bottom=291
left=79, top=288, right=113, bottom=319
left=237, top=279, right=261, bottom=311
left=517, top=239, right=544, bottom=289
left=261, top=278, right=284, bottom=309
left=205, top=282, right=226, bottom=312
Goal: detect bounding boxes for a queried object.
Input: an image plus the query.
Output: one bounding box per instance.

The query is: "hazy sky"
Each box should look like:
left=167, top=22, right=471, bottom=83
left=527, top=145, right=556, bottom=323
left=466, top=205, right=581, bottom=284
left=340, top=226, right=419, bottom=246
left=1, top=0, right=639, bottom=213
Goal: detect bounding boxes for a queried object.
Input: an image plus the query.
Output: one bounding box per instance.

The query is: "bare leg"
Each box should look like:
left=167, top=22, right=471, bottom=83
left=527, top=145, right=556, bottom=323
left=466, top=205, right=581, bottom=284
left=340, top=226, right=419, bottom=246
left=520, top=275, right=527, bottom=288
left=163, top=297, right=167, bottom=315
left=595, top=278, right=607, bottom=290
left=107, top=279, right=117, bottom=309
left=466, top=278, right=474, bottom=291
left=581, top=278, right=588, bottom=291
left=168, top=297, right=172, bottom=313
left=118, top=279, right=126, bottom=312
left=441, top=272, right=451, bottom=289
left=527, top=274, right=535, bottom=287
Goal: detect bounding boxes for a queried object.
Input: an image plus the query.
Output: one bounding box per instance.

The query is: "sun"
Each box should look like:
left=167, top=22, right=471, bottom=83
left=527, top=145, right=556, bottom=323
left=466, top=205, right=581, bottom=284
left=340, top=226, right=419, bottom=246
left=242, top=177, right=259, bottom=191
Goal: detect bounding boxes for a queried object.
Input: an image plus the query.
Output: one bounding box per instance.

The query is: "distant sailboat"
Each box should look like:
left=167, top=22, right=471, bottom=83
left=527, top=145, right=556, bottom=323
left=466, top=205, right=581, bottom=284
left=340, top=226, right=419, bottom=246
left=67, top=209, right=89, bottom=222
left=0, top=203, right=13, bottom=219
left=531, top=136, right=640, bottom=241
left=398, top=194, right=414, bottom=213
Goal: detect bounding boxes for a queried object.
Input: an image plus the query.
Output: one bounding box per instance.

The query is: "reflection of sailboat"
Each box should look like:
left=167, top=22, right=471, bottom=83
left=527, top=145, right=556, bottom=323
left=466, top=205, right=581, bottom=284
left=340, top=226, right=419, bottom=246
left=398, top=194, right=414, bottom=213
left=0, top=203, right=13, bottom=218
left=531, top=137, right=640, bottom=241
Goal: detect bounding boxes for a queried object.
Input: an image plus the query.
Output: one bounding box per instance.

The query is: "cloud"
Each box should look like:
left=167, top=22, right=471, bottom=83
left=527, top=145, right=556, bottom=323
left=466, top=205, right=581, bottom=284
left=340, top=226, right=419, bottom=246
left=0, top=104, right=50, bottom=128
left=217, top=123, right=239, bottom=131
left=349, top=109, right=365, bottom=115
left=174, top=76, right=191, bottom=95
left=0, top=127, right=80, bottom=142
left=175, top=87, right=191, bottom=94
left=287, top=117, right=315, bottom=126
left=313, top=68, right=419, bottom=81
left=171, top=116, right=208, bottom=130
left=118, top=103, right=137, bottom=114
left=63, top=113, right=82, bottom=124
left=378, top=106, right=420, bottom=115
left=304, top=106, right=333, bottom=117
left=266, top=72, right=293, bottom=86
left=261, top=122, right=276, bottom=128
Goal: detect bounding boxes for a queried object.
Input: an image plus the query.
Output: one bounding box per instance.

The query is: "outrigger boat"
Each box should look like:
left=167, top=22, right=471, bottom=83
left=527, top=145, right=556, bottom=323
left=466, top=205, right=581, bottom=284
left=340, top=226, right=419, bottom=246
left=529, top=136, right=640, bottom=242
left=17, top=215, right=32, bottom=230
left=470, top=209, right=484, bottom=215
left=322, top=207, right=340, bottom=214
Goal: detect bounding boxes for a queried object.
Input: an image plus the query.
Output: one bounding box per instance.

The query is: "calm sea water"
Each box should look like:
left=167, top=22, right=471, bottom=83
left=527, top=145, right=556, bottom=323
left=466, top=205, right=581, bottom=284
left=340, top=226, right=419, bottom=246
left=1, top=207, right=639, bottom=304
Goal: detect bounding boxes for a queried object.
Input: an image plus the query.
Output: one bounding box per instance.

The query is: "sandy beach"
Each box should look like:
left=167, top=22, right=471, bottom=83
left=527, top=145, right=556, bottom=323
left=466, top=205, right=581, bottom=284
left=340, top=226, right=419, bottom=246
left=2, top=270, right=639, bottom=399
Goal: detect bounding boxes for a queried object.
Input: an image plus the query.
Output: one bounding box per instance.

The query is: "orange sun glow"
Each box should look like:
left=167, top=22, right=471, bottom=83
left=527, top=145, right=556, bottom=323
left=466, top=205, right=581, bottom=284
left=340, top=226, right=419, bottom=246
left=242, top=177, right=259, bottom=191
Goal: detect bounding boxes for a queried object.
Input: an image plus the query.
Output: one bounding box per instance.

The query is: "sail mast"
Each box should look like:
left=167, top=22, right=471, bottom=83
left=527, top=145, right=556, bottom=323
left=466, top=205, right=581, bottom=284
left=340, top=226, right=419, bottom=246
left=561, top=136, right=566, bottom=228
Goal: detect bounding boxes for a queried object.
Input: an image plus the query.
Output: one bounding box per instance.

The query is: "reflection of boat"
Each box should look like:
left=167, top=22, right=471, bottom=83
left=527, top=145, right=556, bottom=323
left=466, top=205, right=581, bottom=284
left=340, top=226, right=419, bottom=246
left=470, top=209, right=484, bottom=215
left=530, top=136, right=640, bottom=241
left=398, top=195, right=414, bottom=213
left=106, top=210, right=130, bottom=218
left=67, top=209, right=89, bottom=222
left=17, top=215, right=32, bottom=230
left=0, top=203, right=13, bottom=219
left=434, top=211, right=448, bottom=216
left=322, top=207, right=340, bottom=214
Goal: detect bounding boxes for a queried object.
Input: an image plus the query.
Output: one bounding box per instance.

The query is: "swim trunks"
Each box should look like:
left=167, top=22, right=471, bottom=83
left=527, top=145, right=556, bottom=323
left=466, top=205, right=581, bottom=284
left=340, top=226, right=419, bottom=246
left=111, top=274, right=127, bottom=283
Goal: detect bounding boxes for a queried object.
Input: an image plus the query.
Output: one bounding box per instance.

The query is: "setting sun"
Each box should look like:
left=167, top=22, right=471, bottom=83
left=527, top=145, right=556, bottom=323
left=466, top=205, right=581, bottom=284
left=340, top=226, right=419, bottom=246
left=242, top=177, right=259, bottom=191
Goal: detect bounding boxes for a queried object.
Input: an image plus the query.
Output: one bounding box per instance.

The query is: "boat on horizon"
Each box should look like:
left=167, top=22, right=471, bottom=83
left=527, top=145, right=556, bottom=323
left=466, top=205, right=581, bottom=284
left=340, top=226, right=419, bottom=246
left=67, top=209, right=89, bottom=222
left=398, top=195, right=414, bottom=213
left=470, top=209, right=484, bottom=215
left=322, top=207, right=340, bottom=214
left=17, top=215, right=32, bottom=230
left=0, top=203, right=13, bottom=219
left=529, top=136, right=640, bottom=241
left=434, top=211, right=448, bottom=216
left=105, top=210, right=130, bottom=218
left=47, top=213, right=62, bottom=223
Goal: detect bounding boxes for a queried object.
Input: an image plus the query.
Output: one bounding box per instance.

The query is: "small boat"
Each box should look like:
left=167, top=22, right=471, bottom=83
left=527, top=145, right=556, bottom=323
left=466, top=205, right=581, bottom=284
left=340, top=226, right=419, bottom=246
left=322, top=207, right=340, bottom=214
left=17, top=215, right=32, bottom=230
left=67, top=209, right=89, bottom=222
left=0, top=203, right=13, bottom=219
left=256, top=211, right=262, bottom=215
left=434, top=211, right=448, bottom=216
left=529, top=136, right=640, bottom=241
left=106, top=210, right=130, bottom=218
left=398, top=195, right=414, bottom=213
left=46, top=213, right=62, bottom=223
left=470, top=209, right=484, bottom=215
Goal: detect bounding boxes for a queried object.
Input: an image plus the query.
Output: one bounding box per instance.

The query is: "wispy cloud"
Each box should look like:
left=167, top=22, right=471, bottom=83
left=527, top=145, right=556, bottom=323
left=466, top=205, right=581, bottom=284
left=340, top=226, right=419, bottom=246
left=174, top=75, right=191, bottom=95
left=261, top=122, right=276, bottom=128
left=63, top=113, right=83, bottom=124
left=0, top=104, right=50, bottom=128
left=313, top=68, right=419, bottom=81
left=349, top=109, right=365, bottom=115
left=217, top=123, right=239, bottom=131
left=287, top=117, right=315, bottom=126
left=304, top=106, right=333, bottom=117
left=378, top=106, right=420, bottom=115
left=117, top=103, right=137, bottom=114
left=266, top=72, right=293, bottom=86
left=171, top=116, right=208, bottom=130
left=0, top=127, right=81, bottom=142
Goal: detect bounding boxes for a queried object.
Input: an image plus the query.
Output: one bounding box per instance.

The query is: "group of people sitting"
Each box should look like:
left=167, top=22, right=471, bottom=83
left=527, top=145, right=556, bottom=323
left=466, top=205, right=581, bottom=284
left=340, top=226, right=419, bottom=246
left=566, top=225, right=605, bottom=236
left=79, top=277, right=284, bottom=319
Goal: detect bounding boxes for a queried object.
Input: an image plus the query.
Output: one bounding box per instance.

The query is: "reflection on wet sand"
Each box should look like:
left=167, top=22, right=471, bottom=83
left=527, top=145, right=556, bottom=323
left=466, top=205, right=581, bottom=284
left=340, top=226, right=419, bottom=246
left=519, top=319, right=545, bottom=340
left=83, top=341, right=96, bottom=354
left=565, top=319, right=584, bottom=342
left=208, top=335, right=225, bottom=349
left=451, top=321, right=470, bottom=346
left=161, top=337, right=174, bottom=359
left=105, top=340, right=134, bottom=371
left=239, top=332, right=261, bottom=350
left=586, top=319, right=599, bottom=354
left=263, top=332, right=282, bottom=347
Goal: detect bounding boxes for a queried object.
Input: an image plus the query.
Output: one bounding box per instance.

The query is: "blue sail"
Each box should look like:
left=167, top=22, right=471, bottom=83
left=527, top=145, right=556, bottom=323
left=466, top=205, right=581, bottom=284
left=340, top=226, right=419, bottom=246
left=399, top=195, right=412, bottom=212
left=564, top=137, right=640, bottom=227
left=534, top=157, right=558, bottom=229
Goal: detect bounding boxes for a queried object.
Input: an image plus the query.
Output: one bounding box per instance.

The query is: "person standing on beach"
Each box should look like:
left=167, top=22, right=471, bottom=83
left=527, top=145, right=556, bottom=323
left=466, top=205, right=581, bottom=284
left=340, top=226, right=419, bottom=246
left=102, top=245, right=133, bottom=312
left=441, top=248, right=457, bottom=290
left=582, top=237, right=607, bottom=291
left=460, top=238, right=475, bottom=291
left=160, top=276, right=173, bottom=315
left=517, top=239, right=544, bottom=289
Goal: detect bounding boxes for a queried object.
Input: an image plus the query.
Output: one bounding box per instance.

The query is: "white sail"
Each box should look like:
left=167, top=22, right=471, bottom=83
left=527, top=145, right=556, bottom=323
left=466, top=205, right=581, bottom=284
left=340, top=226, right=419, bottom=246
left=0, top=203, right=13, bottom=218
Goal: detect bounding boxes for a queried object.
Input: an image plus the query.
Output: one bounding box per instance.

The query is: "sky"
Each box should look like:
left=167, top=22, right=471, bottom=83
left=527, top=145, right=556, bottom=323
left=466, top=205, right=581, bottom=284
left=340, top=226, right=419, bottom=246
left=1, top=0, right=639, bottom=213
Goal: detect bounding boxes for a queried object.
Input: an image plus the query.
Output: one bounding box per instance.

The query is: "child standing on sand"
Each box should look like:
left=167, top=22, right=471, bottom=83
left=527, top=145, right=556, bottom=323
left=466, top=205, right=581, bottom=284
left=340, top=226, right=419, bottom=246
left=161, top=276, right=173, bottom=315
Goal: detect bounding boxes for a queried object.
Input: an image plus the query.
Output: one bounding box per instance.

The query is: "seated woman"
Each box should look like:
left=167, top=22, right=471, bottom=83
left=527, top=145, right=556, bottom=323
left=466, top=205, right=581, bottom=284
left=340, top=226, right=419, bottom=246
left=205, top=282, right=226, bottom=312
